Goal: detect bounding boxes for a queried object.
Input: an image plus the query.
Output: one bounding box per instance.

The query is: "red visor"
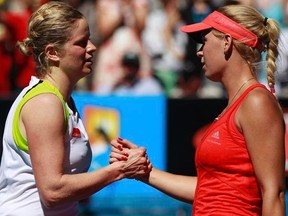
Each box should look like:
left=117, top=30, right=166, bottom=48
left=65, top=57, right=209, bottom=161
left=181, top=11, right=264, bottom=50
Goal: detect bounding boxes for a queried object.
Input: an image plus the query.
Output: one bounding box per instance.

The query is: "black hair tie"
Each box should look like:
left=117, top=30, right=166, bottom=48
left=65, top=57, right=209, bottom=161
left=264, top=17, right=268, bottom=26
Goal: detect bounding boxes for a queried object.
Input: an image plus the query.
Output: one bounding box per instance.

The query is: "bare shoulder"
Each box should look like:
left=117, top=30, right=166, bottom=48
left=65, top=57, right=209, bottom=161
left=22, top=93, right=64, bottom=114
left=241, top=87, right=282, bottom=116
left=236, top=87, right=283, bottom=130
left=21, top=93, right=66, bottom=129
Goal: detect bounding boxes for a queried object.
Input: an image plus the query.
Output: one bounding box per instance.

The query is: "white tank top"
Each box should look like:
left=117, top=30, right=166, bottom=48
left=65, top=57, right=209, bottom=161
left=0, top=76, right=92, bottom=216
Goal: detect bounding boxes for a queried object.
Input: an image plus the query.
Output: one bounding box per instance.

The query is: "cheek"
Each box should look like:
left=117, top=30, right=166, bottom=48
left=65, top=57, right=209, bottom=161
left=204, top=45, right=222, bottom=65
left=203, top=52, right=222, bottom=75
left=73, top=51, right=86, bottom=60
left=67, top=48, right=86, bottom=59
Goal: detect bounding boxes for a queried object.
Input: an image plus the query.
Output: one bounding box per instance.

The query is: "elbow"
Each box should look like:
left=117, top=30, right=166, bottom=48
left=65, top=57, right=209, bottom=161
left=261, top=185, right=286, bottom=204
left=276, top=185, right=286, bottom=201
left=40, top=189, right=63, bottom=208
left=279, top=189, right=286, bottom=202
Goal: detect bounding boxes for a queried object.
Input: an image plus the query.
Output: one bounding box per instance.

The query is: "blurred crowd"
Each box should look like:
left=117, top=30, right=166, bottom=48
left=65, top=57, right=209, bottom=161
left=1, top=0, right=288, bottom=98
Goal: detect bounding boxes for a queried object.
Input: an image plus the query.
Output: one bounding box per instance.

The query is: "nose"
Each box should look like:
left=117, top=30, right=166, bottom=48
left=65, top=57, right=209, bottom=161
left=87, top=40, right=97, bottom=53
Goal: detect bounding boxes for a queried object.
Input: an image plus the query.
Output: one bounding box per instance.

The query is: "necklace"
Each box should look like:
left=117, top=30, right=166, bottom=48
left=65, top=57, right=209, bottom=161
left=229, top=77, right=255, bottom=105
left=215, top=77, right=255, bottom=120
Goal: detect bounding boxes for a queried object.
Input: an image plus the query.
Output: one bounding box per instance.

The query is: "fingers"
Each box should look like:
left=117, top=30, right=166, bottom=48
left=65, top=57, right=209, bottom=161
left=109, top=145, right=129, bottom=164
left=109, top=157, right=118, bottom=164
left=110, top=139, right=125, bottom=151
left=117, top=137, right=138, bottom=149
left=109, top=138, right=140, bottom=164
left=109, top=150, right=127, bottom=161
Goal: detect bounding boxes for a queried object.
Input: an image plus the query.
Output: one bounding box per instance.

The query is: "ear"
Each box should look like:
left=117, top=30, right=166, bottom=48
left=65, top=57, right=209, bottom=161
left=223, top=34, right=233, bottom=60
left=45, top=44, right=60, bottom=62
left=223, top=34, right=233, bottom=52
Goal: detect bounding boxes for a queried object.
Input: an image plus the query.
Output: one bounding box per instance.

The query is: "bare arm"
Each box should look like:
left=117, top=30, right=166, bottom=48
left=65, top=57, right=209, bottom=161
left=96, top=0, right=123, bottom=43
left=142, top=167, right=197, bottom=203
left=110, top=138, right=197, bottom=203
left=21, top=94, right=150, bottom=207
left=237, top=88, right=286, bottom=216
left=282, top=0, right=288, bottom=26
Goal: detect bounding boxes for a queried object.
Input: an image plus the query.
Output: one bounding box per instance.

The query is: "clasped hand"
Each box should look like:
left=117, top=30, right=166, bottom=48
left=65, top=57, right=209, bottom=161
left=110, top=137, right=152, bottom=179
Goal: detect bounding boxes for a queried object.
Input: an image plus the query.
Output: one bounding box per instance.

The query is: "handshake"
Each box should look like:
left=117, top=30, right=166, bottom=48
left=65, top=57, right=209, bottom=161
left=109, top=137, right=152, bottom=180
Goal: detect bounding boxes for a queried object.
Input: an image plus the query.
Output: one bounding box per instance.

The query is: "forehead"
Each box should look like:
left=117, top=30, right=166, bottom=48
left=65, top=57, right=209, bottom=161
left=69, top=19, right=89, bottom=39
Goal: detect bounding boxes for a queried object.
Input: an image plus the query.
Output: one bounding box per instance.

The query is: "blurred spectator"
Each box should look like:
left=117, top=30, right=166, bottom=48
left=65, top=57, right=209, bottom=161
left=209, top=0, right=225, bottom=8
left=112, top=52, right=163, bottom=95
left=0, top=19, right=13, bottom=97
left=170, top=62, right=202, bottom=98
left=95, top=0, right=124, bottom=44
left=92, top=0, right=152, bottom=95
left=254, top=0, right=286, bottom=28
left=142, top=0, right=188, bottom=96
left=276, top=28, right=288, bottom=98
left=0, top=0, right=48, bottom=96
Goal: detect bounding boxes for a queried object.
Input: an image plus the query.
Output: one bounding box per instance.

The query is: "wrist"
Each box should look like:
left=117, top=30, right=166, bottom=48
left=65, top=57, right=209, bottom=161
left=109, top=160, right=126, bottom=181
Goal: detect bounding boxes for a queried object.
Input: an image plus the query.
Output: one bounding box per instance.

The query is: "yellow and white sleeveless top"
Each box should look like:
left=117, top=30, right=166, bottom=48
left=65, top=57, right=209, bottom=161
left=0, top=76, right=92, bottom=216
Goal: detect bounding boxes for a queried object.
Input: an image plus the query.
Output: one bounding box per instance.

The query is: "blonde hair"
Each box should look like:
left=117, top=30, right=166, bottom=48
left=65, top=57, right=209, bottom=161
left=16, top=1, right=84, bottom=78
left=217, top=5, right=280, bottom=90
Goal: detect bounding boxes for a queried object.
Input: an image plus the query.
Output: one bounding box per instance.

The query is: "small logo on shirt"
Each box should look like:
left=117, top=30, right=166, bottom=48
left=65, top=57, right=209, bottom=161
left=207, top=131, right=221, bottom=145
left=211, top=131, right=220, bottom=139
left=72, top=128, right=81, bottom=138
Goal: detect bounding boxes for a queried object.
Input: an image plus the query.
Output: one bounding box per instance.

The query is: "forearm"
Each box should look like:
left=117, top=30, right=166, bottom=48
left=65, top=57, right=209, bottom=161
left=40, top=162, right=125, bottom=207
left=141, top=167, right=196, bottom=203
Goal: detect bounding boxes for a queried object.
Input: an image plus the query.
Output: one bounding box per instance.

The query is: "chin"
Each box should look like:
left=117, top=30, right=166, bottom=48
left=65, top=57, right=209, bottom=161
left=204, top=73, right=219, bottom=82
left=83, top=67, right=92, bottom=74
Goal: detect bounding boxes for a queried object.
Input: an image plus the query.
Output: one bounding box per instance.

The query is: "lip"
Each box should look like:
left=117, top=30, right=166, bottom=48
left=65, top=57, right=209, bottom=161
left=85, top=57, right=92, bottom=62
left=84, top=58, right=93, bottom=64
left=200, top=61, right=205, bottom=68
left=201, top=57, right=205, bottom=64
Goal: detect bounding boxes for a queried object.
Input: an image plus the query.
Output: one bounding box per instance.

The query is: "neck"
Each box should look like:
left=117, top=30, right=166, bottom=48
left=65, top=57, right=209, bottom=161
left=215, top=77, right=256, bottom=121
left=42, top=74, right=74, bottom=102
left=228, top=77, right=255, bottom=105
